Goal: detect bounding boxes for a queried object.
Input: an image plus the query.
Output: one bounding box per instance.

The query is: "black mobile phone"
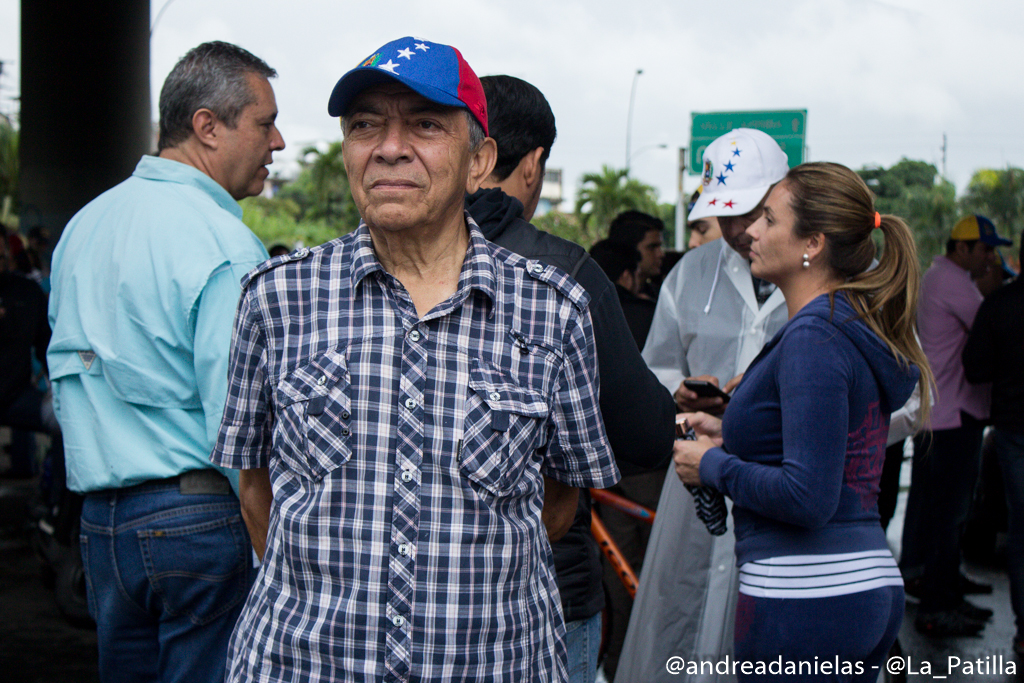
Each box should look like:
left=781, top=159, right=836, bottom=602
left=683, top=378, right=731, bottom=402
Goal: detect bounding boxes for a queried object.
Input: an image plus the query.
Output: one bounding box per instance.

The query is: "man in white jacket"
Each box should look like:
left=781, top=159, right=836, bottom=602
left=618, top=128, right=789, bottom=683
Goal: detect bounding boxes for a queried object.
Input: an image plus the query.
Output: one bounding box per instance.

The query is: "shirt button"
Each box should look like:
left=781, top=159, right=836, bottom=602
left=401, top=469, right=414, bottom=482
left=489, top=391, right=501, bottom=401
left=340, top=427, right=350, bottom=436
left=405, top=397, right=416, bottom=409
left=398, top=543, right=411, bottom=556
left=531, top=263, right=544, bottom=274
left=409, top=330, right=421, bottom=342
left=392, top=615, right=406, bottom=628
left=317, top=376, right=327, bottom=386
left=341, top=411, right=350, bottom=420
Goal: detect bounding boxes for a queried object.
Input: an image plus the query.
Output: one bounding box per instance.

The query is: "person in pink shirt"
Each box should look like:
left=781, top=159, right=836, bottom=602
left=901, top=214, right=1011, bottom=637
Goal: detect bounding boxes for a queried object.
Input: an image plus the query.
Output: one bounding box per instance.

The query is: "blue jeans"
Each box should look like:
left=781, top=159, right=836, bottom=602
left=994, top=429, right=1024, bottom=640
left=80, top=477, right=254, bottom=683
left=564, top=611, right=602, bottom=683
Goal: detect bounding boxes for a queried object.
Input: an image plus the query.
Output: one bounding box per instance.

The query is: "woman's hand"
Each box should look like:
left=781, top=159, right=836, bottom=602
left=673, top=435, right=717, bottom=486
left=678, top=412, right=724, bottom=446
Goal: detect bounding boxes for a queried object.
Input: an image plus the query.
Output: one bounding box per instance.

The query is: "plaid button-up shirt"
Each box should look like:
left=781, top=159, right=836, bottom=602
left=212, top=216, right=618, bottom=683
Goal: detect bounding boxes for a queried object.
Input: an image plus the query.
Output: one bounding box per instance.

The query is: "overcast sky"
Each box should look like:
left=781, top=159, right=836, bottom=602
left=4, top=0, right=1024, bottom=210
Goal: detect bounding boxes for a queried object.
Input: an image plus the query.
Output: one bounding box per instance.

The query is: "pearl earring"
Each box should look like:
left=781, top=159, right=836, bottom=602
left=802, top=253, right=810, bottom=269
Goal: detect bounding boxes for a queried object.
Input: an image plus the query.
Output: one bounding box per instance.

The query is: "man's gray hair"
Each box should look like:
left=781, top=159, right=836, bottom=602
left=158, top=41, right=276, bottom=152
left=465, top=111, right=485, bottom=152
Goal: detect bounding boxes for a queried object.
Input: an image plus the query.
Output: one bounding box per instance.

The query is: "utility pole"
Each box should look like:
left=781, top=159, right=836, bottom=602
left=625, top=69, right=642, bottom=175
left=676, top=147, right=687, bottom=251
left=941, top=133, right=947, bottom=178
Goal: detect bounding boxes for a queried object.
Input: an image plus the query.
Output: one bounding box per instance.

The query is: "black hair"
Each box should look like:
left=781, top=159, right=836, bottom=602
left=158, top=41, right=276, bottom=152
left=608, top=210, right=664, bottom=248
left=480, top=75, right=556, bottom=181
left=589, top=239, right=640, bottom=283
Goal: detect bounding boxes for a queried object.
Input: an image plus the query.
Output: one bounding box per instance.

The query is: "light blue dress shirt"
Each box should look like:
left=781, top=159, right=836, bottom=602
left=47, top=155, right=269, bottom=494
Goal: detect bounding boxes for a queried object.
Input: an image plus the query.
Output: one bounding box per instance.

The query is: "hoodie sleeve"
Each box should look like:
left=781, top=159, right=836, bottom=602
left=700, top=320, right=852, bottom=529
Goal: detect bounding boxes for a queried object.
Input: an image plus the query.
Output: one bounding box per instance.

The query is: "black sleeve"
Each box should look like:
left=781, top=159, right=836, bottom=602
left=963, top=296, right=994, bottom=385
left=574, top=259, right=675, bottom=475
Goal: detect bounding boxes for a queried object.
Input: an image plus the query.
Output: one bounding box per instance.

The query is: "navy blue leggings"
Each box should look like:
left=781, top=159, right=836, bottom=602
left=734, top=586, right=904, bottom=682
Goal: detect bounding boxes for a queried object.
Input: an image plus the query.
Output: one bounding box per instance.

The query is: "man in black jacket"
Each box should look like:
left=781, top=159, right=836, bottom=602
left=964, top=245, right=1024, bottom=656
left=466, top=75, right=676, bottom=683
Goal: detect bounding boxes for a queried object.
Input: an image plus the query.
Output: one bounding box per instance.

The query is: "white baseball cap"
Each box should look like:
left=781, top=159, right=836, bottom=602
left=688, top=128, right=789, bottom=221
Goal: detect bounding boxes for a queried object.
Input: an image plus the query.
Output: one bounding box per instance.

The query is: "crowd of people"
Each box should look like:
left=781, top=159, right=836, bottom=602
left=2, top=33, right=1020, bottom=683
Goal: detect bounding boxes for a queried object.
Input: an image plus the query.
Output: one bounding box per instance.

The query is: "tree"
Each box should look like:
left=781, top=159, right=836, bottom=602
left=574, top=165, right=660, bottom=245
left=240, top=141, right=362, bottom=250
left=0, top=116, right=17, bottom=224
left=858, top=158, right=957, bottom=270
left=958, top=167, right=1024, bottom=250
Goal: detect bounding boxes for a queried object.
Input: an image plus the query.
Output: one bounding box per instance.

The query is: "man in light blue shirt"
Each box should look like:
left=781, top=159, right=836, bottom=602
left=47, top=41, right=284, bottom=683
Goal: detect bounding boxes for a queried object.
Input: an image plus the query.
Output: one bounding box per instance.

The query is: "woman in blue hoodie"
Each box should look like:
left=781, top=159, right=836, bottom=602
left=674, top=162, right=933, bottom=681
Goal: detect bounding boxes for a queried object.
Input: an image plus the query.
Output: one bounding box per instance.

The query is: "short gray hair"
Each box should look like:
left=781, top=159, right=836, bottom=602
left=158, top=41, right=276, bottom=152
left=465, top=110, right=485, bottom=151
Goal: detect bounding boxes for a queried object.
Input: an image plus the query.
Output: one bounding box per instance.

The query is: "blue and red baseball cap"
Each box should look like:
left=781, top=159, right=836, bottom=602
left=327, top=37, right=488, bottom=135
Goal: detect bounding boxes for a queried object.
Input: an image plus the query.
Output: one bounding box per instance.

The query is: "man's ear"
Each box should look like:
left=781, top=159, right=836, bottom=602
left=466, top=137, right=498, bottom=193
left=191, top=108, right=220, bottom=150
left=520, top=147, right=546, bottom=192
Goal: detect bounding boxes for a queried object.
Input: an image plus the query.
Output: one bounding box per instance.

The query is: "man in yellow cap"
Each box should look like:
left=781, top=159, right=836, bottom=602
left=902, top=214, right=1011, bottom=637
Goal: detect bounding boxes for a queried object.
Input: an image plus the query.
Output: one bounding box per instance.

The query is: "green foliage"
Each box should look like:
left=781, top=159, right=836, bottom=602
left=0, top=117, right=17, bottom=224
left=240, top=197, right=345, bottom=250
left=574, top=166, right=661, bottom=245
left=532, top=210, right=591, bottom=248
left=959, top=167, right=1024, bottom=253
left=858, top=158, right=957, bottom=270
left=238, top=141, right=361, bottom=249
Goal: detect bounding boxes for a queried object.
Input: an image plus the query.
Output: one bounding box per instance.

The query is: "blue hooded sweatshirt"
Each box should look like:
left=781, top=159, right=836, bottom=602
left=700, top=292, right=920, bottom=567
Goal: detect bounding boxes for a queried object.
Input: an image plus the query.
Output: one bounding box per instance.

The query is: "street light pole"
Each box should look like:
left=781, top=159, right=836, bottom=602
left=625, top=68, right=643, bottom=175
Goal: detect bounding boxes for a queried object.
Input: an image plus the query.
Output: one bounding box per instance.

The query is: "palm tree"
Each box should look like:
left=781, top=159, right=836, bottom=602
left=574, top=165, right=659, bottom=244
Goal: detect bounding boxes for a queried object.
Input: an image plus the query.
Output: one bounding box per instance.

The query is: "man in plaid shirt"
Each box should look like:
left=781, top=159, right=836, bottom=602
left=211, top=37, right=619, bottom=683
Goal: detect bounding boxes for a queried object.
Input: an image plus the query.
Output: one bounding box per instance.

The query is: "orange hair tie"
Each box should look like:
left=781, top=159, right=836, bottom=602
left=874, top=212, right=882, bottom=229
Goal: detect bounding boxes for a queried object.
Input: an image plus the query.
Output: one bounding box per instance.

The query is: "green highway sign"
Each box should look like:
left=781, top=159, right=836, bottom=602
left=689, top=110, right=807, bottom=174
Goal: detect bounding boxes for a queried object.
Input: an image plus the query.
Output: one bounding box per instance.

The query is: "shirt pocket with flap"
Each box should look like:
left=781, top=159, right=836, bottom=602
left=459, top=358, right=550, bottom=498
left=274, top=350, right=353, bottom=482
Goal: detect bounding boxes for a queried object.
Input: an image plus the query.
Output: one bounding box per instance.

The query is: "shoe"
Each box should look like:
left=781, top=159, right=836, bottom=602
left=915, top=609, right=985, bottom=637
left=959, top=573, right=993, bottom=595
left=956, top=599, right=993, bottom=622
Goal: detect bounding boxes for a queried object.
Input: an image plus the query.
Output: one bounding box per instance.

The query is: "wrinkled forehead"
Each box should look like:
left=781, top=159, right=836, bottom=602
left=345, top=82, right=461, bottom=120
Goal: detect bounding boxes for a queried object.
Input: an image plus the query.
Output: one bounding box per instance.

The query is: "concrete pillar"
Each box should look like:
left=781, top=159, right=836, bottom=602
left=20, top=0, right=151, bottom=254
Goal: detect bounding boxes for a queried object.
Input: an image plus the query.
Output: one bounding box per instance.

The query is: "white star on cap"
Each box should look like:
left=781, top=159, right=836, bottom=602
left=378, top=59, right=399, bottom=73
left=415, top=42, right=429, bottom=51
left=397, top=48, right=414, bottom=60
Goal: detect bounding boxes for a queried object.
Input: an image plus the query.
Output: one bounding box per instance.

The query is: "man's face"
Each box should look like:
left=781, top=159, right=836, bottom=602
left=636, top=229, right=665, bottom=280
left=217, top=75, right=285, bottom=200
left=963, top=240, right=997, bottom=279
left=342, top=83, right=479, bottom=234
left=687, top=217, right=722, bottom=250
left=716, top=193, right=768, bottom=261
